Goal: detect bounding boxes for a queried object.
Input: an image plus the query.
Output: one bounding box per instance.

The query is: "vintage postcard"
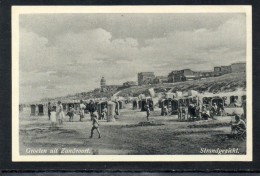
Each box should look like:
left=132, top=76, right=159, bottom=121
left=12, top=6, right=252, bottom=162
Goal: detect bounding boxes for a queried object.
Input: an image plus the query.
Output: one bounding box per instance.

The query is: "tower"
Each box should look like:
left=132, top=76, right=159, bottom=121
left=100, top=76, right=106, bottom=89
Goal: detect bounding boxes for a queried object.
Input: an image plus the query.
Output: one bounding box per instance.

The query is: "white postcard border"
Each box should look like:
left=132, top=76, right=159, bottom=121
left=12, top=5, right=252, bottom=162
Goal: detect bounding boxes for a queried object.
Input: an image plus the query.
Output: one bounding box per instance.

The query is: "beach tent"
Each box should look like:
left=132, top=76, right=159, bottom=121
left=188, top=90, right=199, bottom=96
left=140, top=97, right=154, bottom=112
left=161, top=99, right=171, bottom=108
left=171, top=99, right=179, bottom=115
left=132, top=99, right=138, bottom=109
left=30, top=104, right=36, bottom=116
left=38, top=104, right=44, bottom=116
left=138, top=94, right=146, bottom=100
left=97, top=101, right=108, bottom=120
left=165, top=92, right=175, bottom=99
left=147, top=98, right=154, bottom=111
left=140, top=99, right=147, bottom=112
left=118, top=100, right=125, bottom=109
left=175, top=91, right=183, bottom=98
left=211, top=97, right=224, bottom=106
left=107, top=101, right=116, bottom=122
left=138, top=100, right=142, bottom=109
left=158, top=99, right=163, bottom=108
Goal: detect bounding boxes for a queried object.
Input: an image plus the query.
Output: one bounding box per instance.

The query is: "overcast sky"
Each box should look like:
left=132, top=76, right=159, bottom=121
left=19, top=13, right=246, bottom=103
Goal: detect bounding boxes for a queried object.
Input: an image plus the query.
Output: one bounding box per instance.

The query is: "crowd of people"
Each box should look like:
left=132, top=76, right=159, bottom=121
left=160, top=101, right=226, bottom=121
left=156, top=97, right=247, bottom=139
left=47, top=100, right=101, bottom=139
left=48, top=101, right=65, bottom=127
left=44, top=96, right=246, bottom=140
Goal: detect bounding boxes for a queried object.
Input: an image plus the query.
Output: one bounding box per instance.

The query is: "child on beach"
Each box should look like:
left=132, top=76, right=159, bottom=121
left=66, top=106, right=75, bottom=122
left=89, top=112, right=101, bottom=139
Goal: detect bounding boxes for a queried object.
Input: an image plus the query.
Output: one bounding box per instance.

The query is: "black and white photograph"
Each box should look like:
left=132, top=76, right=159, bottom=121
left=12, top=6, right=252, bottom=161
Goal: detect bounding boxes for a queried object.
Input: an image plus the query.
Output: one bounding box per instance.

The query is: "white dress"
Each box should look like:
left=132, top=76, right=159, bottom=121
left=57, top=104, right=65, bottom=120
left=50, top=111, right=57, bottom=123
left=79, top=103, right=86, bottom=116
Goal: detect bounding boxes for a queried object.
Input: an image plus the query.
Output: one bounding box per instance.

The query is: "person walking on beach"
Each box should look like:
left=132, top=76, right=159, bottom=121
left=47, top=102, right=52, bottom=121
left=145, top=104, right=150, bottom=121
left=89, top=112, right=101, bottom=139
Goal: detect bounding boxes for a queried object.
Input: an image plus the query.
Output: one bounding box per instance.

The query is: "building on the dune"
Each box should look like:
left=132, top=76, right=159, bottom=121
left=231, top=62, right=246, bottom=72
left=168, top=70, right=183, bottom=83
left=168, top=69, right=200, bottom=83
left=214, top=65, right=232, bottom=76
left=138, top=72, right=155, bottom=85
